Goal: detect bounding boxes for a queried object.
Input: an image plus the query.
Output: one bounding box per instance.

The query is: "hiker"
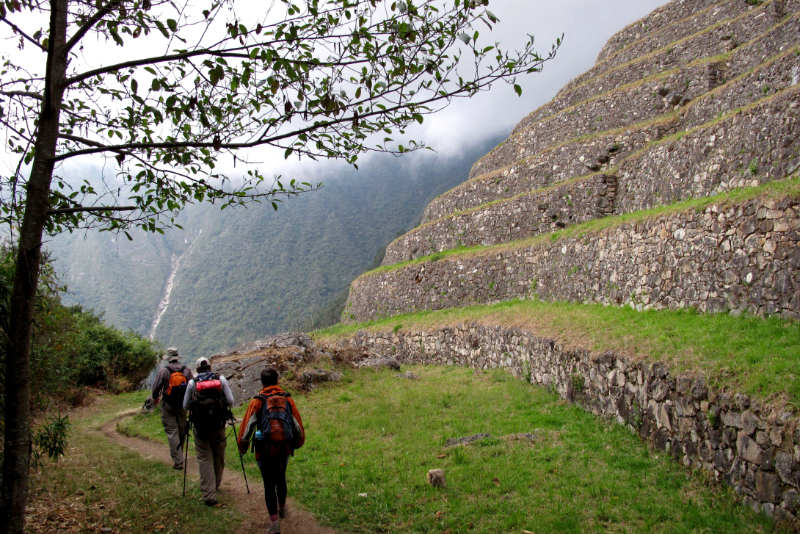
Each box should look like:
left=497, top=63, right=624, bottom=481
left=237, top=367, right=305, bottom=534
left=150, top=347, right=193, bottom=470
left=183, top=357, right=235, bottom=506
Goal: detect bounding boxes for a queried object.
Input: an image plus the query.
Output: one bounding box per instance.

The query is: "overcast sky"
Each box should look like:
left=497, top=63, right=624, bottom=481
left=415, top=0, right=669, bottom=156
left=2, top=0, right=671, bottom=184
left=272, top=0, right=671, bottom=178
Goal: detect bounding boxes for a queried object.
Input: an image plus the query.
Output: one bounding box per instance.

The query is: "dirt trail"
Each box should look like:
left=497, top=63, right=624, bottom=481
left=100, top=410, right=342, bottom=534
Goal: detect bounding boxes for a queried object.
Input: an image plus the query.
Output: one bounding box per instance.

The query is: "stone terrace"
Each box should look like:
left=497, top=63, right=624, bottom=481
left=341, top=0, right=800, bottom=523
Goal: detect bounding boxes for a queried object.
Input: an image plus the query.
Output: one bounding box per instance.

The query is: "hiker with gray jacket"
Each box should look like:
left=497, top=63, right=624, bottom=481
left=183, top=357, right=235, bottom=506
left=150, top=347, right=193, bottom=470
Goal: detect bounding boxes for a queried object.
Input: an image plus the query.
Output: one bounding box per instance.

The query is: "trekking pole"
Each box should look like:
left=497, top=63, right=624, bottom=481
left=182, top=420, right=191, bottom=497
left=229, top=420, right=250, bottom=494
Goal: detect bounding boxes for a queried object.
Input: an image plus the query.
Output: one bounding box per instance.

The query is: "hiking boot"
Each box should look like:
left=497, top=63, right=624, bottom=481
left=268, top=520, right=280, bottom=534
left=203, top=498, right=218, bottom=507
left=172, top=463, right=183, bottom=470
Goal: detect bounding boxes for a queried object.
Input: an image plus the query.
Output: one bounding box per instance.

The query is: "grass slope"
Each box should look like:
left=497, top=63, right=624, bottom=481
left=367, top=175, right=800, bottom=275
left=120, top=367, right=783, bottom=533
left=318, top=300, right=800, bottom=406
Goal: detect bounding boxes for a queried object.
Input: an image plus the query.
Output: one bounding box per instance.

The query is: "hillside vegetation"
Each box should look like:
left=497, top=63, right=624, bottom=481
left=47, top=141, right=501, bottom=358
left=0, top=247, right=159, bottom=417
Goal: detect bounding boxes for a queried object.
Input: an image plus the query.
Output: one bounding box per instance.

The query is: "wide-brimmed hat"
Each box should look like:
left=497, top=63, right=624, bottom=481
left=166, top=347, right=179, bottom=362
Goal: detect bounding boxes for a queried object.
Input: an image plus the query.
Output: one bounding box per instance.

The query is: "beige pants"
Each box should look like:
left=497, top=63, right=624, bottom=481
left=160, top=403, right=187, bottom=467
left=193, top=426, right=227, bottom=502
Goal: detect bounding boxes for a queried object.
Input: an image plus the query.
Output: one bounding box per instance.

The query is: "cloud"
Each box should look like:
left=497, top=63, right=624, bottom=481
left=418, top=0, right=669, bottom=156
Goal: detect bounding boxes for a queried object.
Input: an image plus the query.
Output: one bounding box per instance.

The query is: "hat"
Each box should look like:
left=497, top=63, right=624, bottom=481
left=166, top=347, right=179, bottom=362
left=195, top=357, right=211, bottom=371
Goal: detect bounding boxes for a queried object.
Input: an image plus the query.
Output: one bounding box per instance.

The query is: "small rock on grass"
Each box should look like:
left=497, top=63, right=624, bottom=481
left=427, top=469, right=446, bottom=488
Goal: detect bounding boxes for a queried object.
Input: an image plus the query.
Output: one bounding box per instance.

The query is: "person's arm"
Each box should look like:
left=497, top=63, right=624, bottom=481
left=288, top=396, right=305, bottom=448
left=237, top=398, right=260, bottom=455
left=220, top=376, right=235, bottom=406
left=151, top=368, right=167, bottom=401
left=182, top=379, right=196, bottom=411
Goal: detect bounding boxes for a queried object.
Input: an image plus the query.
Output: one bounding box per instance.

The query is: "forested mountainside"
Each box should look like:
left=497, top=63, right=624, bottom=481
left=339, top=0, right=800, bottom=521
left=47, top=138, right=500, bottom=358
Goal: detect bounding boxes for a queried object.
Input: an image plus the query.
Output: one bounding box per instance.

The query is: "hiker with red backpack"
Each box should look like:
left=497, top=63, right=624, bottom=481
left=150, top=347, right=193, bottom=470
left=237, top=367, right=305, bottom=534
left=183, top=357, right=235, bottom=506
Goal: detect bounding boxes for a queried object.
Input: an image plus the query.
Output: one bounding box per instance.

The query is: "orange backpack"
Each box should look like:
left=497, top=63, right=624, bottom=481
left=254, top=392, right=298, bottom=455
left=163, top=370, right=187, bottom=409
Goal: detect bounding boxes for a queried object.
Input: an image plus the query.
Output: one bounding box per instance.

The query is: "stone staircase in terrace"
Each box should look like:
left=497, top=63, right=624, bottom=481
left=336, top=0, right=800, bottom=523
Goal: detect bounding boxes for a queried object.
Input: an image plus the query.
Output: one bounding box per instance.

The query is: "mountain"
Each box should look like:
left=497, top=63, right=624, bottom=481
left=47, top=137, right=502, bottom=358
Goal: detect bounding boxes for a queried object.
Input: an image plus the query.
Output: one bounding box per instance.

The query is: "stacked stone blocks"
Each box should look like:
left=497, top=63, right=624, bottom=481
left=342, top=0, right=800, bottom=523
left=332, top=325, right=800, bottom=523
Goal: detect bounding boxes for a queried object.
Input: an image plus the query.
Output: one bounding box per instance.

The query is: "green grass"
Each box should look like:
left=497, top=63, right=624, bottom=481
left=117, top=367, right=781, bottom=533
left=28, top=392, right=241, bottom=534
left=316, top=299, right=800, bottom=405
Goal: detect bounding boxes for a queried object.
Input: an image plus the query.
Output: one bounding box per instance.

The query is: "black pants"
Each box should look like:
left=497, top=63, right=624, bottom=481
left=257, top=454, right=289, bottom=515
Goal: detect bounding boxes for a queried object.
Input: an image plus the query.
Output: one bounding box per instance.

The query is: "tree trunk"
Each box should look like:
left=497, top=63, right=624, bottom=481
left=1, top=1, right=68, bottom=532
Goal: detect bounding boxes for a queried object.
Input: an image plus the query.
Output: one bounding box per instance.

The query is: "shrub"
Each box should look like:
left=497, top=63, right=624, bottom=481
left=0, top=246, right=159, bottom=419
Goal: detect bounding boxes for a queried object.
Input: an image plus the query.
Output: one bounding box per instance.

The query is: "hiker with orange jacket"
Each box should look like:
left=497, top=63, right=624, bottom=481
left=238, top=367, right=305, bottom=534
left=150, top=347, right=193, bottom=470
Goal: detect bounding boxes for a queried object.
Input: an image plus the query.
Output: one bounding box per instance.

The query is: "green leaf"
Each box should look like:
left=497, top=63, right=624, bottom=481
left=154, top=20, right=169, bottom=38
left=514, top=84, right=522, bottom=96
left=167, top=19, right=178, bottom=32
left=209, top=66, right=224, bottom=86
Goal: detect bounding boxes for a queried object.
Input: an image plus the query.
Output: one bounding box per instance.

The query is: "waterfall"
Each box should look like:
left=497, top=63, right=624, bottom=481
left=149, top=230, right=202, bottom=340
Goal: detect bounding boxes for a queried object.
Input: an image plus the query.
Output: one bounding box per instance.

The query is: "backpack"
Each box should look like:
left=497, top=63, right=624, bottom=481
left=189, top=372, right=230, bottom=438
left=253, top=392, right=301, bottom=456
left=163, top=368, right=188, bottom=410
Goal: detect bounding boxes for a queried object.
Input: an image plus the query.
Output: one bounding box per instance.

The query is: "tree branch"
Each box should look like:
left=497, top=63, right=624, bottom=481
left=66, top=39, right=373, bottom=87
left=0, top=90, right=43, bottom=101
left=47, top=205, right=137, bottom=215
left=0, top=17, right=46, bottom=51
left=54, top=58, right=548, bottom=163
left=64, top=0, right=122, bottom=52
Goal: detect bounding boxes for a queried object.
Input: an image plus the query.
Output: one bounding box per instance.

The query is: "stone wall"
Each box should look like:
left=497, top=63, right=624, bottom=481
left=512, top=0, right=789, bottom=140
left=683, top=40, right=800, bottom=128
left=384, top=174, right=615, bottom=265
left=427, top=33, right=799, bottom=228
left=348, top=193, right=800, bottom=321
left=330, top=324, right=800, bottom=525
left=391, top=88, right=800, bottom=264
left=595, top=0, right=730, bottom=64
left=617, top=88, right=800, bottom=213
left=600, top=0, right=746, bottom=69
left=471, top=8, right=799, bottom=181
left=421, top=121, right=674, bottom=224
